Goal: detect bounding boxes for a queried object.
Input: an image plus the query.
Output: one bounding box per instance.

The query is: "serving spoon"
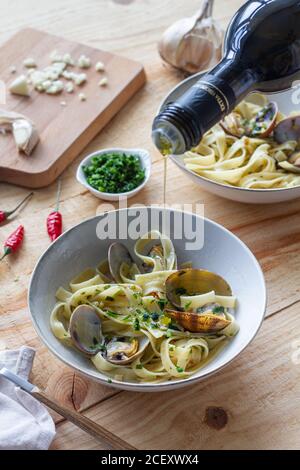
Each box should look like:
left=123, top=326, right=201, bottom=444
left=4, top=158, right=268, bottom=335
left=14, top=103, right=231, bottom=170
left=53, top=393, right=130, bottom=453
left=0, top=367, right=135, bottom=450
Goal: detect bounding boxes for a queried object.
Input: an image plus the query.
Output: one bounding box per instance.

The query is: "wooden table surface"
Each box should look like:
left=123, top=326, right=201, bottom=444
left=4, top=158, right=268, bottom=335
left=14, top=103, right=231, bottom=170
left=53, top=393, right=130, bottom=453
left=0, top=0, right=300, bottom=450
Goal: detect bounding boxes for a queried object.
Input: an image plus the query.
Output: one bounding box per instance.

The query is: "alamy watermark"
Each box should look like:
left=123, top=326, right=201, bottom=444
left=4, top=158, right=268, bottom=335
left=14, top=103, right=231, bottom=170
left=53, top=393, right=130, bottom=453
left=95, top=198, right=205, bottom=251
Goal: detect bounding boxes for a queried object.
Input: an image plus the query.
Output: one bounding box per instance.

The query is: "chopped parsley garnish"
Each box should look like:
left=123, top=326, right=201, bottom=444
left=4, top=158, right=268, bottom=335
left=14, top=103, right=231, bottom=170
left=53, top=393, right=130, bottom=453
left=212, top=305, right=225, bottom=314
left=151, top=313, right=160, bottom=322
left=107, top=379, right=112, bottom=384
left=157, top=298, right=168, bottom=311
left=105, top=296, right=114, bottom=301
left=176, top=366, right=184, bottom=373
left=106, top=310, right=118, bottom=317
left=142, top=313, right=150, bottom=321
left=136, top=364, right=143, bottom=370
left=82, top=152, right=145, bottom=194
left=122, top=315, right=131, bottom=322
left=184, top=301, right=192, bottom=310
left=133, top=318, right=140, bottom=331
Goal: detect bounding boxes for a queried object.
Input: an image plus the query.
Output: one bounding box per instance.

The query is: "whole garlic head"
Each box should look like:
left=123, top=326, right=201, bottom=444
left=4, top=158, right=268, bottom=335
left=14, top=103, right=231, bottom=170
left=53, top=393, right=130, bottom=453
left=158, top=0, right=223, bottom=74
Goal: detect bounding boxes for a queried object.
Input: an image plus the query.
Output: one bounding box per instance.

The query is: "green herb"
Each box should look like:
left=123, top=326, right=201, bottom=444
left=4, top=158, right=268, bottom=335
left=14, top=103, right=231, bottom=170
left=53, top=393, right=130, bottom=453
left=107, top=379, right=112, bottom=384
left=184, top=301, right=192, bottom=310
left=82, top=152, right=145, bottom=194
left=105, top=296, right=114, bottom=301
left=151, top=313, right=160, bottom=322
left=142, top=313, right=150, bottom=321
left=106, top=310, right=118, bottom=317
left=176, top=366, right=184, bottom=373
left=133, top=318, right=140, bottom=331
left=166, top=330, right=173, bottom=338
left=212, top=305, right=225, bottom=314
left=157, top=298, right=168, bottom=311
left=136, top=364, right=143, bottom=370
left=122, top=315, right=131, bottom=322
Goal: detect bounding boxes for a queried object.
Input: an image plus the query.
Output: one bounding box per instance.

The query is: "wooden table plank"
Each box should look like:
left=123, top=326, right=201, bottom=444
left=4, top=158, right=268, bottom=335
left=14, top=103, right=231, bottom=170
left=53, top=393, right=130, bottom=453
left=51, top=302, right=300, bottom=450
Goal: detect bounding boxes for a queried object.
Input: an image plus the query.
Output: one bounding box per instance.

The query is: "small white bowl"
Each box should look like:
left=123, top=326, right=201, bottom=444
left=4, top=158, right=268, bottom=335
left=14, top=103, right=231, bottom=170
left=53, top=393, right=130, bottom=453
left=76, top=148, right=151, bottom=201
left=159, top=72, right=300, bottom=204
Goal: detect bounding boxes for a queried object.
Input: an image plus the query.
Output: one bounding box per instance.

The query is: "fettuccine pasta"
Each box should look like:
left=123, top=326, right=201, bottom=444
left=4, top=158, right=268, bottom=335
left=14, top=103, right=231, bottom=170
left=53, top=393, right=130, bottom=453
left=184, top=95, right=300, bottom=189
left=51, top=231, right=239, bottom=383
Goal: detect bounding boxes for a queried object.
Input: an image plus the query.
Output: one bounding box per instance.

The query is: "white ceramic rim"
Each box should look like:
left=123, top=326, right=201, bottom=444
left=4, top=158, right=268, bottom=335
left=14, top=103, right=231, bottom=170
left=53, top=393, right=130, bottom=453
left=28, top=207, right=267, bottom=391
left=158, top=71, right=300, bottom=194
left=76, top=147, right=151, bottom=198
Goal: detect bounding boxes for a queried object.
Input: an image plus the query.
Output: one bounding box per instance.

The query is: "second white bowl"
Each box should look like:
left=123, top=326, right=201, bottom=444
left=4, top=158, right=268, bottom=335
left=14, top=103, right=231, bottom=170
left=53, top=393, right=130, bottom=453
left=160, top=73, right=300, bottom=204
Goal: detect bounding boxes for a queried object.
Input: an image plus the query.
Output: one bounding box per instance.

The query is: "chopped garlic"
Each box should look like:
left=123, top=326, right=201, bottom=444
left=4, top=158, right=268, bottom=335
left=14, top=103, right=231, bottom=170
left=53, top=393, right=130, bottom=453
left=9, top=75, right=30, bottom=96
left=50, top=50, right=63, bottom=63
left=62, top=70, right=74, bottom=80
left=62, top=53, right=74, bottom=66
left=78, top=92, right=86, bottom=101
left=65, top=82, right=74, bottom=93
left=9, top=66, right=17, bottom=74
left=23, top=58, right=37, bottom=68
left=98, top=77, right=108, bottom=87
left=77, top=54, right=91, bottom=69
left=45, top=80, right=64, bottom=95
left=95, top=61, right=105, bottom=72
left=74, top=73, right=87, bottom=86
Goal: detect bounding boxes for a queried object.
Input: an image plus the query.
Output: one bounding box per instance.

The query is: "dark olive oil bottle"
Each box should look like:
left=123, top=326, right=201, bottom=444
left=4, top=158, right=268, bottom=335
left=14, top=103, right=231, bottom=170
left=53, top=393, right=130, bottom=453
left=152, top=0, right=300, bottom=154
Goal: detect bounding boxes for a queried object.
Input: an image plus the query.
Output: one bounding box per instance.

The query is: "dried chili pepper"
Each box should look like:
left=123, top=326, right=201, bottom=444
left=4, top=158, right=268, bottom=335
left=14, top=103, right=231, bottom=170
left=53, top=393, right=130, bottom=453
left=0, top=225, right=24, bottom=261
left=0, top=192, right=33, bottom=224
left=47, top=179, right=62, bottom=241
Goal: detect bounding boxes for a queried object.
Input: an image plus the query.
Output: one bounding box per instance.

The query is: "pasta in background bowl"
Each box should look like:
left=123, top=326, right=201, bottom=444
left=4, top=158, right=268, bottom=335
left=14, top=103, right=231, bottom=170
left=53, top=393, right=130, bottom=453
left=29, top=208, right=266, bottom=392
left=160, top=72, right=300, bottom=204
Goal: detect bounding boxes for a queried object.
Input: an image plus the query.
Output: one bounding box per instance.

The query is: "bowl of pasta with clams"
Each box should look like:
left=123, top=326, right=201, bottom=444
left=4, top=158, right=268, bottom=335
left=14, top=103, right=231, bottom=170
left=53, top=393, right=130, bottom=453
left=29, top=207, right=266, bottom=391
left=160, top=72, right=300, bottom=204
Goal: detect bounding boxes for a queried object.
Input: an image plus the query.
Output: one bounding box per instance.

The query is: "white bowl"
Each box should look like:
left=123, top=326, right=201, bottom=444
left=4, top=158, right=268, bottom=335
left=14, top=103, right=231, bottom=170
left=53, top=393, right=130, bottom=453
left=159, top=73, right=300, bottom=204
left=28, top=207, right=266, bottom=392
left=76, top=148, right=151, bottom=201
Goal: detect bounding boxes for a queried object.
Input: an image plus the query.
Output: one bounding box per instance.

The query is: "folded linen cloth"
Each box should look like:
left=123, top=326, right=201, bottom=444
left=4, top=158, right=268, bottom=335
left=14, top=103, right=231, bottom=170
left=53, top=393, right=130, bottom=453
left=0, top=346, right=56, bottom=450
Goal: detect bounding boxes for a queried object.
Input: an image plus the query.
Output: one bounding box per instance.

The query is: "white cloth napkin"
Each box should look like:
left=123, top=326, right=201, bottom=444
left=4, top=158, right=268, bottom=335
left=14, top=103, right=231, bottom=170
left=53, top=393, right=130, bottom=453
left=0, top=346, right=56, bottom=450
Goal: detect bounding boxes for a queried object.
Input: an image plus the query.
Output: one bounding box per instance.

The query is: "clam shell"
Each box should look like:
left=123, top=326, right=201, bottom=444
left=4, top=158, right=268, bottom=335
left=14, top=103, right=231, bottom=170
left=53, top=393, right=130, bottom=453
left=165, top=309, right=230, bottom=333
left=166, top=268, right=232, bottom=310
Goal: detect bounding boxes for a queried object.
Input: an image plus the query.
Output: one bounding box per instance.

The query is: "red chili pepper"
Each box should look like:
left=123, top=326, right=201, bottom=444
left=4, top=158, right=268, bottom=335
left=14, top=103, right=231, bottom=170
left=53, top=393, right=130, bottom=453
left=0, top=225, right=24, bottom=261
left=47, top=179, right=63, bottom=241
left=0, top=192, right=33, bottom=224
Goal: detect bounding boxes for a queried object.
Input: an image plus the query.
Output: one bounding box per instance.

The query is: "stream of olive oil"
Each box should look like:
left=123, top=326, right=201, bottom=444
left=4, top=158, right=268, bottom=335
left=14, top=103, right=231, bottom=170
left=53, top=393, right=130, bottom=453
left=161, top=141, right=172, bottom=206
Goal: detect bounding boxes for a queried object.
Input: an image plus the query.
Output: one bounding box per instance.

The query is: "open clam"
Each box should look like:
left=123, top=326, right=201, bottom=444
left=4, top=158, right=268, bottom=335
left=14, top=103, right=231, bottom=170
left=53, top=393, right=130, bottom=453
left=166, top=268, right=232, bottom=311
left=274, top=116, right=300, bottom=144
left=70, top=305, right=103, bottom=355
left=70, top=304, right=149, bottom=364
left=104, top=336, right=149, bottom=365
left=108, top=242, right=136, bottom=283
left=221, top=102, right=278, bottom=138
left=165, top=309, right=230, bottom=333
left=165, top=269, right=232, bottom=333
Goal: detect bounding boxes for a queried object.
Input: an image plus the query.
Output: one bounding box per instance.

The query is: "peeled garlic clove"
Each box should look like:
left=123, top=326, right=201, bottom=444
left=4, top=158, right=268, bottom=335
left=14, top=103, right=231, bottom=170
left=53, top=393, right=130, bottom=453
left=9, top=75, right=30, bottom=96
left=158, top=0, right=223, bottom=74
left=12, top=119, right=39, bottom=155
left=0, top=109, right=39, bottom=156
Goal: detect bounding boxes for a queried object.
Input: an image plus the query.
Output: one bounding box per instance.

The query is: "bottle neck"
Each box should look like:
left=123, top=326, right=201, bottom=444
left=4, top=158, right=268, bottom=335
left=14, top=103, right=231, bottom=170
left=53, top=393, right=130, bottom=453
left=209, top=59, right=259, bottom=104
left=152, top=59, right=258, bottom=154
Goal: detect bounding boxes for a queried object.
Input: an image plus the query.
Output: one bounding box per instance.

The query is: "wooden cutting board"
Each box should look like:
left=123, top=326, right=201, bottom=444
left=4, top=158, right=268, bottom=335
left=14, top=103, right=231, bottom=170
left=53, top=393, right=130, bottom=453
left=0, top=28, right=146, bottom=188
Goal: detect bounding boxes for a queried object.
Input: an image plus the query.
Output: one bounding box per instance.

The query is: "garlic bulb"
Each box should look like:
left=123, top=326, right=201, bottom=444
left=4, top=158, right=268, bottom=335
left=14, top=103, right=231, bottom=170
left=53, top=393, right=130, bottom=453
left=158, top=0, right=223, bottom=74
left=0, top=109, right=39, bottom=155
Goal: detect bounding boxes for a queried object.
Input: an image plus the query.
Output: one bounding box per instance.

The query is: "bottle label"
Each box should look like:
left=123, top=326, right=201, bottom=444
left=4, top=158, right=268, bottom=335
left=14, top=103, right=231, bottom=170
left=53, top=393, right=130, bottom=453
left=193, top=81, right=230, bottom=113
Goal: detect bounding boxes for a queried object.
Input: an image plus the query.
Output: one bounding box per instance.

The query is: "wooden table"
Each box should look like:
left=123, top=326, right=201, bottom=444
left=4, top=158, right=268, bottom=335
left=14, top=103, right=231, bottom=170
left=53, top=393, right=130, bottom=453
left=0, top=0, right=299, bottom=451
